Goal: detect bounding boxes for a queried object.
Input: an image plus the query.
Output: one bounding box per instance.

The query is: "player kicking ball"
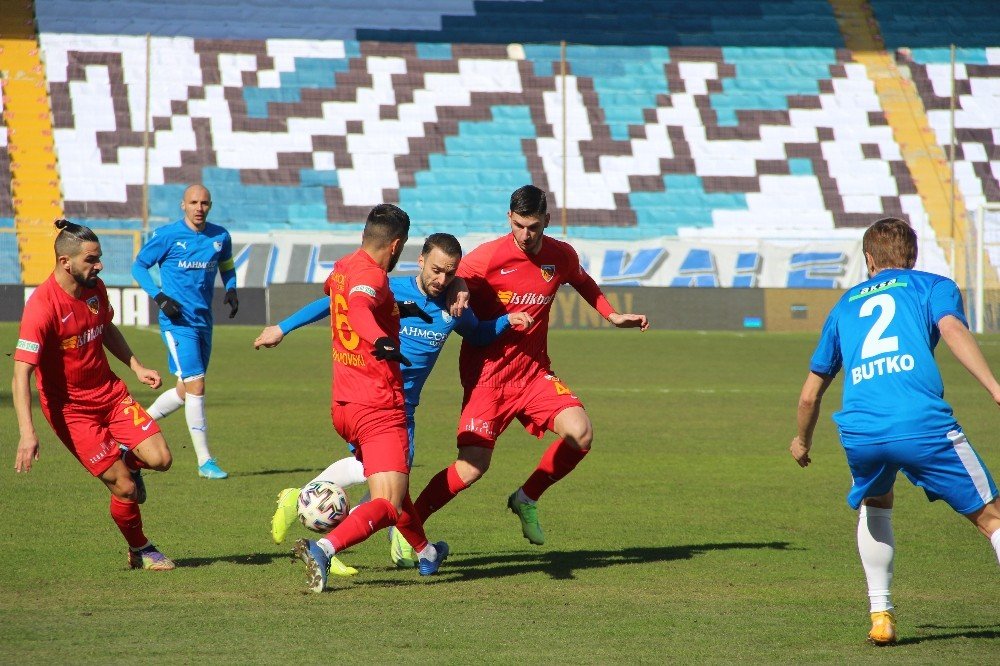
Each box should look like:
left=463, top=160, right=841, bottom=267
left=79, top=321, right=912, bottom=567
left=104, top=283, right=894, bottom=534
left=791, top=217, right=1000, bottom=645
left=256, top=233, right=531, bottom=569
left=13, top=220, right=176, bottom=571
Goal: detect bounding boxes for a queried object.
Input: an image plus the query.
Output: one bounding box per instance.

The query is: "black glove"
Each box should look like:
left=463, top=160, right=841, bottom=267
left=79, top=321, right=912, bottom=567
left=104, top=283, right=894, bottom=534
left=153, top=292, right=181, bottom=319
left=372, top=336, right=411, bottom=367
left=224, top=288, right=239, bottom=318
left=397, top=300, right=432, bottom=323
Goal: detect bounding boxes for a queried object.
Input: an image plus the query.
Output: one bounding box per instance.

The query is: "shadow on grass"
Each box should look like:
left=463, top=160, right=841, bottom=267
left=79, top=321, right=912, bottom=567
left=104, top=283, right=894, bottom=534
left=897, top=624, right=1000, bottom=645
left=438, top=541, right=794, bottom=582
left=230, top=467, right=318, bottom=478
left=173, top=552, right=292, bottom=568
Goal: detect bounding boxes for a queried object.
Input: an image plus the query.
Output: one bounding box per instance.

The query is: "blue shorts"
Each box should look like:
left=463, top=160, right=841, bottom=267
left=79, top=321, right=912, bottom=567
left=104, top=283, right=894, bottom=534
left=347, top=404, right=416, bottom=468
left=162, top=327, right=212, bottom=381
left=844, top=429, right=998, bottom=514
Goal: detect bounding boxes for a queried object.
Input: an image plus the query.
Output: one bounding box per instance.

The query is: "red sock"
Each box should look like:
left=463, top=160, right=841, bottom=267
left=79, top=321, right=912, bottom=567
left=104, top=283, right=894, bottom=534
left=394, top=492, right=429, bottom=552
left=521, top=438, right=589, bottom=501
left=414, top=464, right=468, bottom=522
left=110, top=495, right=148, bottom=548
left=326, top=498, right=398, bottom=552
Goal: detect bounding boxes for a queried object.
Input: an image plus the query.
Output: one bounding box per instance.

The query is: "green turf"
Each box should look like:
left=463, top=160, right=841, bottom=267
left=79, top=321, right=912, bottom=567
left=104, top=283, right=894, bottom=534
left=1, top=323, right=998, bottom=663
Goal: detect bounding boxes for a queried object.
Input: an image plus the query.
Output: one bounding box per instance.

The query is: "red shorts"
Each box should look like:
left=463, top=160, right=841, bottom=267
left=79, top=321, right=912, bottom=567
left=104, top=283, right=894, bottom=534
left=42, top=384, right=161, bottom=477
left=332, top=401, right=409, bottom=476
left=456, top=373, right=585, bottom=448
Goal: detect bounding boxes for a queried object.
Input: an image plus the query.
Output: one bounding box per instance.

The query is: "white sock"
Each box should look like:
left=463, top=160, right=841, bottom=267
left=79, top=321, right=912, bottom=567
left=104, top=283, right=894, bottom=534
left=858, top=505, right=895, bottom=613
left=318, top=538, right=337, bottom=557
left=516, top=487, right=535, bottom=505
left=313, top=457, right=366, bottom=489
left=990, top=529, right=1000, bottom=566
left=185, top=393, right=212, bottom=465
left=417, top=543, right=437, bottom=561
left=147, top=388, right=184, bottom=420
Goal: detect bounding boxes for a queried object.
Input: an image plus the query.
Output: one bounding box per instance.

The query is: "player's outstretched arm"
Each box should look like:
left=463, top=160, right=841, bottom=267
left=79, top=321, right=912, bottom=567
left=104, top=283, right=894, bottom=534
left=256, top=297, right=329, bottom=350
left=790, top=371, right=834, bottom=468
left=103, top=322, right=161, bottom=389
left=12, top=361, right=40, bottom=472
left=939, top=315, right=1000, bottom=406
left=607, top=312, right=649, bottom=331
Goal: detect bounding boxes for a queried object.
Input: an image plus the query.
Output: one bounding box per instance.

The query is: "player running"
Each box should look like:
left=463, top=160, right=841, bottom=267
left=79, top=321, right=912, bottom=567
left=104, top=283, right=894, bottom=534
left=412, top=185, right=649, bottom=545
left=790, top=217, right=1000, bottom=645
left=13, top=220, right=176, bottom=571
left=132, top=184, right=238, bottom=479
left=255, top=233, right=532, bottom=568
left=285, top=204, right=449, bottom=592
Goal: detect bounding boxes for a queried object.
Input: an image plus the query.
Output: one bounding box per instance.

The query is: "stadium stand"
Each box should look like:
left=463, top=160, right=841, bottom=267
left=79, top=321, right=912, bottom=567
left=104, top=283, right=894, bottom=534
left=0, top=0, right=985, bottom=287
left=902, top=48, right=1000, bottom=213
left=870, top=0, right=1000, bottom=49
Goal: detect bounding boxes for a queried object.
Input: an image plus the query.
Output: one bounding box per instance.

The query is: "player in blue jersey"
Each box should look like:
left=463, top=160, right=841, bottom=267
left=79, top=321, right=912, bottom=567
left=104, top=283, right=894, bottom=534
left=790, top=217, right=1000, bottom=646
left=254, top=232, right=532, bottom=569
left=132, top=185, right=239, bottom=479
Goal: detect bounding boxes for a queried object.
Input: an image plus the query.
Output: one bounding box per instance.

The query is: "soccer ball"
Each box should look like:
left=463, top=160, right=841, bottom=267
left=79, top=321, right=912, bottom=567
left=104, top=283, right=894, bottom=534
left=297, top=481, right=350, bottom=533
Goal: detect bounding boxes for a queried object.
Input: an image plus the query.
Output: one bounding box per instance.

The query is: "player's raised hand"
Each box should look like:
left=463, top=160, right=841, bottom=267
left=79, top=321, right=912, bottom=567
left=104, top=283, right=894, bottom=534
left=608, top=312, right=649, bottom=331
left=254, top=325, right=285, bottom=349
left=446, top=277, right=470, bottom=318
left=224, top=288, right=239, bottom=318
left=508, top=312, right=534, bottom=330
left=789, top=436, right=812, bottom=468
left=15, top=433, right=40, bottom=473
left=372, top=336, right=412, bottom=367
left=136, top=366, right=162, bottom=389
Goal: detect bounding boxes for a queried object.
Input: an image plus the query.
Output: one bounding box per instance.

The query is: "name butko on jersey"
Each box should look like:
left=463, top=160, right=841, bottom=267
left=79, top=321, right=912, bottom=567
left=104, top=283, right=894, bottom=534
left=810, top=268, right=967, bottom=445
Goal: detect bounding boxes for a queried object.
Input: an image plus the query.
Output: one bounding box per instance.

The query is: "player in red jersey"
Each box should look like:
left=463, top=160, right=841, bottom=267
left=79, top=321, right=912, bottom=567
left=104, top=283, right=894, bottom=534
left=12, top=220, right=176, bottom=570
left=413, top=185, right=649, bottom=545
left=293, top=204, right=448, bottom=592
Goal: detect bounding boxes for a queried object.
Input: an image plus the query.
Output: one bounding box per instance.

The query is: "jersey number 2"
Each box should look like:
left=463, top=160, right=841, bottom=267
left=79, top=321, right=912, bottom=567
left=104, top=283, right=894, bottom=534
left=859, top=293, right=898, bottom=359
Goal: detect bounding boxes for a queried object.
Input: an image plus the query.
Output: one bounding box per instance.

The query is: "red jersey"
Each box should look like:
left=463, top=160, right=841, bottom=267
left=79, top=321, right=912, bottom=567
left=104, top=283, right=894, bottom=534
left=457, top=234, right=614, bottom=387
left=324, top=248, right=404, bottom=408
left=14, top=274, right=122, bottom=410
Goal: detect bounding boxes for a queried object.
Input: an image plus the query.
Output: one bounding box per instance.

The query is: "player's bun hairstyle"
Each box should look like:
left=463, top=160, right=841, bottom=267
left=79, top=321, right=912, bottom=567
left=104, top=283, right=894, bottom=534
left=863, top=217, right=917, bottom=271
left=422, top=232, right=462, bottom=258
left=363, top=203, right=410, bottom=246
left=510, top=184, right=547, bottom=218
left=53, top=218, right=99, bottom=257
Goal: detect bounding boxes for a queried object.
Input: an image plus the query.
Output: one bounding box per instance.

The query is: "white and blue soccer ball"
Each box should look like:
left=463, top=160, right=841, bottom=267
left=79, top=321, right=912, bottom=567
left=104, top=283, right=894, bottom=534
left=297, top=481, right=350, bottom=533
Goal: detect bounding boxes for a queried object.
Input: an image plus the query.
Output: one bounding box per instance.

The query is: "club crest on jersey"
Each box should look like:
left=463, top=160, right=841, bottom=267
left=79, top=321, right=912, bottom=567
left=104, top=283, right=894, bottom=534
left=540, top=264, right=556, bottom=282
left=86, top=296, right=100, bottom=315
left=213, top=240, right=223, bottom=252
left=442, top=311, right=453, bottom=323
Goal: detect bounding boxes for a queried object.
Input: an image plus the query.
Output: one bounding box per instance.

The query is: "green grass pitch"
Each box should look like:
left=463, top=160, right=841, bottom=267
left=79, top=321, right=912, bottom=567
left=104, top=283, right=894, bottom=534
left=1, top=323, right=998, bottom=662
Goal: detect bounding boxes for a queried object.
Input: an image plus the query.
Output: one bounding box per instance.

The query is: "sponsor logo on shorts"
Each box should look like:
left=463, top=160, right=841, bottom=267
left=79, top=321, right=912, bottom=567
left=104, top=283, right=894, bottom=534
left=87, top=440, right=115, bottom=466
left=333, top=350, right=367, bottom=367
left=142, top=421, right=153, bottom=431
left=16, top=338, right=40, bottom=353
left=464, top=418, right=497, bottom=439
left=350, top=284, right=377, bottom=298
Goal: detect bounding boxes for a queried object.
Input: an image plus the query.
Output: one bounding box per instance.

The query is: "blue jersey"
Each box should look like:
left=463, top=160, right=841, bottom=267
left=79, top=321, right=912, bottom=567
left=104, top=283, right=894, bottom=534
left=132, top=219, right=237, bottom=330
left=278, top=276, right=511, bottom=407
left=810, top=268, right=967, bottom=445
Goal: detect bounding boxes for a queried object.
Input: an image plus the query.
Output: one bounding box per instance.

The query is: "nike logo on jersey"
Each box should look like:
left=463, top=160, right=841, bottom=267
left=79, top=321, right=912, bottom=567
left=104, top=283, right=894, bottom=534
left=175, top=241, right=187, bottom=249
left=61, top=312, right=72, bottom=322
left=500, top=267, right=517, bottom=275
left=141, top=421, right=153, bottom=431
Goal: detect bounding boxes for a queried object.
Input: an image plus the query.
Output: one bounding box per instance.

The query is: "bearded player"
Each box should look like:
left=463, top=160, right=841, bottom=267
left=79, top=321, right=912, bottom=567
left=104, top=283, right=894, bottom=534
left=413, top=185, right=649, bottom=545
left=291, top=204, right=448, bottom=592
left=13, top=220, right=175, bottom=570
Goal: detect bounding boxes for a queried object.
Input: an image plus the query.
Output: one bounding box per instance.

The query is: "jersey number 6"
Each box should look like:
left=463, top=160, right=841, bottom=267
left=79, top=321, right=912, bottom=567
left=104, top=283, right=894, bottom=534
left=333, top=294, right=360, bottom=351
